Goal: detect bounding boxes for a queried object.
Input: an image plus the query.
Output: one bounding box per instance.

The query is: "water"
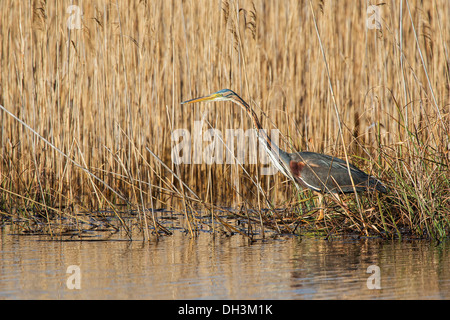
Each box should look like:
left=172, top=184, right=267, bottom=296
left=0, top=229, right=448, bottom=299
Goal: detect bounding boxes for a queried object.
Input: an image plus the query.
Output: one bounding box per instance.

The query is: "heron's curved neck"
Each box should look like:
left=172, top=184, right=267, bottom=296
left=231, top=95, right=292, bottom=175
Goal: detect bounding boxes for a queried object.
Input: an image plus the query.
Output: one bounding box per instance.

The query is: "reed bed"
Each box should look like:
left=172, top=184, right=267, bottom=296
left=0, top=0, right=449, bottom=240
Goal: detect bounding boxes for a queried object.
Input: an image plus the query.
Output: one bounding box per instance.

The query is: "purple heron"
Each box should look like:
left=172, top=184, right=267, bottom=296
left=181, top=89, right=386, bottom=219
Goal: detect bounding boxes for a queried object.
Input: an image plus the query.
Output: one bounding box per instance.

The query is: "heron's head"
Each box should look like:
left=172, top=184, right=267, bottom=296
left=181, top=89, right=239, bottom=105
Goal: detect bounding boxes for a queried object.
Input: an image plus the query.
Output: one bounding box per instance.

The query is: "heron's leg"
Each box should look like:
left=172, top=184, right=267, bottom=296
left=332, top=193, right=349, bottom=211
left=315, top=192, right=324, bottom=221
left=334, top=193, right=341, bottom=204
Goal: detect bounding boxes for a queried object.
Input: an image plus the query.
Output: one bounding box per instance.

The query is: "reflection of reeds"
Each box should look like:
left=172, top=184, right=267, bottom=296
left=0, top=1, right=448, bottom=239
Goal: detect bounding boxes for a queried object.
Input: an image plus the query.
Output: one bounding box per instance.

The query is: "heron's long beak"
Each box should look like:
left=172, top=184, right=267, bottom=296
left=181, top=93, right=222, bottom=105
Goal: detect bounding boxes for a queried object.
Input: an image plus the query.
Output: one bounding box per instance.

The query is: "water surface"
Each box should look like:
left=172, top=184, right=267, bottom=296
left=0, top=229, right=448, bottom=299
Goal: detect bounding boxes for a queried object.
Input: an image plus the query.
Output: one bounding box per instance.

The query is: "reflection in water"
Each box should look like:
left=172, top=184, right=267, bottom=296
left=0, top=229, right=448, bottom=299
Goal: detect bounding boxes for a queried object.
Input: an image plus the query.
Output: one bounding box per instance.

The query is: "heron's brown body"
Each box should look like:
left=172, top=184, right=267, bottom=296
left=287, top=151, right=386, bottom=193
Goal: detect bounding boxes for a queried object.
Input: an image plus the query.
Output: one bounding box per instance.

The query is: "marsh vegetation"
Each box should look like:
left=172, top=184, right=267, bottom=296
left=0, top=1, right=449, bottom=239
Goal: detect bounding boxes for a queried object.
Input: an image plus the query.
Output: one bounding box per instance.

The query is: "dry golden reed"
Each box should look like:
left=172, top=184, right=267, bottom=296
left=0, top=0, right=449, bottom=238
